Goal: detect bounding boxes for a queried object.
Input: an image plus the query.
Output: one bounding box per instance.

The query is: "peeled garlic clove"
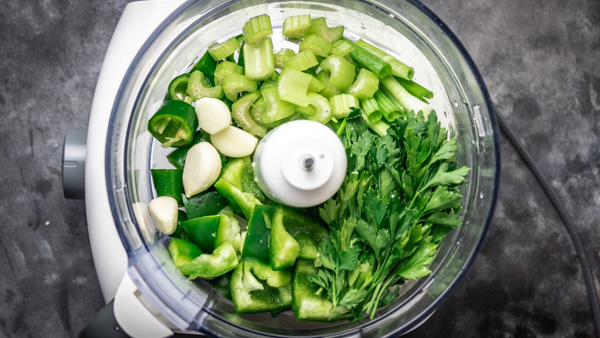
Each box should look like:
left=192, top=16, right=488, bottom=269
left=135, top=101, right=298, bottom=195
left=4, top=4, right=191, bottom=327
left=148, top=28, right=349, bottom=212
left=148, top=196, right=178, bottom=235
left=183, top=141, right=222, bottom=197
left=210, top=126, right=258, bottom=158
left=195, top=97, right=232, bottom=135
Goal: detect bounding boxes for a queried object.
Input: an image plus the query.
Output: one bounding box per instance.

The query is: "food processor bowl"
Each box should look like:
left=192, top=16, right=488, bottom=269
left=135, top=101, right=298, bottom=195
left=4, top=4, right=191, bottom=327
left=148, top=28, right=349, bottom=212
left=105, top=0, right=500, bottom=336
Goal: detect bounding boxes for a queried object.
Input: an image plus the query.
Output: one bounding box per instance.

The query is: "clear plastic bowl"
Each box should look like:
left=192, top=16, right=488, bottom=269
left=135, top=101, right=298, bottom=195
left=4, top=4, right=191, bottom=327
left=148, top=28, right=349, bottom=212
left=105, top=0, right=500, bottom=336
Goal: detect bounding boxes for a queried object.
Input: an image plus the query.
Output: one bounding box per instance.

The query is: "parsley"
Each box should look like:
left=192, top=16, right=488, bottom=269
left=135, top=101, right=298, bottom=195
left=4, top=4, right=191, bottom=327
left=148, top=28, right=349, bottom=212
left=314, top=110, right=470, bottom=319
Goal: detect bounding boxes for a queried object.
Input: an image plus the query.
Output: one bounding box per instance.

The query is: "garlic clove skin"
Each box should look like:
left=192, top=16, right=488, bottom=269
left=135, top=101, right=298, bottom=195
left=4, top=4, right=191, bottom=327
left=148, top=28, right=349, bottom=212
left=210, top=126, right=258, bottom=158
left=183, top=141, right=222, bottom=197
left=148, top=196, right=179, bottom=235
left=195, top=97, right=232, bottom=135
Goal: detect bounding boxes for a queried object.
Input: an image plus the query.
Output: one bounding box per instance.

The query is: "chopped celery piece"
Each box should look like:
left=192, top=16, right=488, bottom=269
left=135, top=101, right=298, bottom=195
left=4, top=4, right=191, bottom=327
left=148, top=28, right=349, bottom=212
left=316, top=71, right=341, bottom=98
left=342, top=38, right=391, bottom=78
left=331, top=39, right=355, bottom=57
left=361, top=97, right=382, bottom=122
left=278, top=67, right=312, bottom=107
left=251, top=96, right=267, bottom=126
left=362, top=111, right=389, bottom=136
left=295, top=104, right=314, bottom=116
left=208, top=37, right=242, bottom=61
left=305, top=17, right=344, bottom=43
left=223, top=73, right=258, bottom=102
left=380, top=75, right=431, bottom=115
left=345, top=68, right=379, bottom=99
left=396, top=77, right=433, bottom=102
left=231, top=91, right=267, bottom=137
left=243, top=15, right=273, bottom=46
left=305, top=92, right=332, bottom=124
left=299, top=34, right=333, bottom=57
left=214, top=61, right=244, bottom=85
left=244, top=36, right=275, bottom=80
left=186, top=70, right=223, bottom=100
left=319, top=55, right=355, bottom=92
left=282, top=14, right=312, bottom=38
left=274, top=49, right=296, bottom=69
left=330, top=93, right=359, bottom=119
left=283, top=50, right=319, bottom=71
left=307, top=74, right=324, bottom=92
left=261, top=86, right=296, bottom=124
left=374, top=89, right=403, bottom=122
left=355, top=39, right=414, bottom=80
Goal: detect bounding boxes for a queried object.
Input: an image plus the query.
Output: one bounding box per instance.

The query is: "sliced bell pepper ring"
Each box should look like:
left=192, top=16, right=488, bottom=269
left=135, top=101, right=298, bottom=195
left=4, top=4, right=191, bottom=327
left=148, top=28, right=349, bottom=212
left=148, top=100, right=198, bottom=148
left=168, top=237, right=202, bottom=267
left=292, top=259, right=350, bottom=321
left=167, top=73, right=192, bottom=102
left=182, top=188, right=229, bottom=219
left=190, top=50, right=217, bottom=84
left=178, top=242, right=239, bottom=280
left=241, top=205, right=275, bottom=264
left=151, top=169, right=184, bottom=204
left=230, top=258, right=292, bottom=314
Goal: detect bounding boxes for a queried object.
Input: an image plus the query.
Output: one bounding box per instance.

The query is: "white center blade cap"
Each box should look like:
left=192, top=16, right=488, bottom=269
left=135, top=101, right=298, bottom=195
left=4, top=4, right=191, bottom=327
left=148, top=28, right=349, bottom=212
left=253, top=120, right=347, bottom=208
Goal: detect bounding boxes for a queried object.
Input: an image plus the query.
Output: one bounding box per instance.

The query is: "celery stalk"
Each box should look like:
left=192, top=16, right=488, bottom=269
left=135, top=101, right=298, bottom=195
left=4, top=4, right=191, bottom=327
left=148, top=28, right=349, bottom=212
left=342, top=38, right=391, bottom=78
left=243, top=15, right=273, bottom=46
left=208, top=37, right=242, bottom=61
left=274, top=49, right=296, bottom=69
left=380, top=75, right=431, bottom=115
left=345, top=68, right=379, bottom=100
left=278, top=67, right=312, bottom=107
left=186, top=70, right=224, bottom=100
left=331, top=40, right=355, bottom=57
left=244, top=36, right=275, bottom=80
left=355, top=39, right=414, bottom=80
left=319, top=55, right=355, bottom=92
left=282, top=15, right=312, bottom=38
left=231, top=91, right=267, bottom=137
left=305, top=17, right=344, bottom=43
left=305, top=92, right=332, bottom=124
left=360, top=97, right=382, bottom=123
left=223, top=73, right=258, bottom=102
left=374, top=89, right=403, bottom=122
left=261, top=86, right=296, bottom=124
left=316, top=71, right=341, bottom=98
left=307, top=74, right=324, bottom=92
left=214, top=61, right=244, bottom=85
left=299, top=34, right=333, bottom=57
left=330, top=94, right=359, bottom=119
left=283, top=50, right=319, bottom=71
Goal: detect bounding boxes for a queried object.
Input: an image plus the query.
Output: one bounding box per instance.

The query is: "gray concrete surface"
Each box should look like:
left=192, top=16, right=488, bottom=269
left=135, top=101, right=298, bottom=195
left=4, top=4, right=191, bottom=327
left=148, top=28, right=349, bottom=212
left=0, top=0, right=598, bottom=337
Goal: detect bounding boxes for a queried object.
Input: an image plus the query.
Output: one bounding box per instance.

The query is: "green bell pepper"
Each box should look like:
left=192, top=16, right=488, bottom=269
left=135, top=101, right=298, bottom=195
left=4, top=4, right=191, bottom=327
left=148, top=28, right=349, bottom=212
left=148, top=100, right=198, bottom=148
left=215, top=206, right=243, bottom=253
left=151, top=169, right=183, bottom=204
left=269, top=208, right=300, bottom=270
left=180, top=215, right=222, bottom=252
left=241, top=205, right=275, bottom=263
left=168, top=237, right=202, bottom=267
left=178, top=242, right=239, bottom=280
left=230, top=258, right=292, bottom=314
left=292, top=259, right=350, bottom=321
left=171, top=210, right=189, bottom=240
left=182, top=189, right=230, bottom=219
left=214, top=157, right=264, bottom=219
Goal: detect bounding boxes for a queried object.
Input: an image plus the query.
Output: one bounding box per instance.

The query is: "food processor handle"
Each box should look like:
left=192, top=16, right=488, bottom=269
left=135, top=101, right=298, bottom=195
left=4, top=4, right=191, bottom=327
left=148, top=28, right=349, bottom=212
left=62, top=127, right=88, bottom=199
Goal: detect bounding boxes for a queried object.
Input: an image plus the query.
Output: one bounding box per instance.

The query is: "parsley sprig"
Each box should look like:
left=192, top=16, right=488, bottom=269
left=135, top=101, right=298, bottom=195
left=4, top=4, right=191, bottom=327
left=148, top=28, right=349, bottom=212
left=311, top=110, right=470, bottom=320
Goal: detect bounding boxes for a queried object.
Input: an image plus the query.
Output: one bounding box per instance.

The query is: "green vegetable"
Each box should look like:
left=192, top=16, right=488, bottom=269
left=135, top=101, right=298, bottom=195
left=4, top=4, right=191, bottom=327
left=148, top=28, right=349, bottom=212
left=180, top=215, right=222, bottom=252
left=186, top=70, right=224, bottom=100
left=330, top=39, right=355, bottom=57
left=355, top=39, right=414, bottom=80
left=345, top=68, right=379, bottom=100
left=282, top=14, right=312, bottom=38
left=168, top=237, right=203, bottom=270
left=299, top=34, right=333, bottom=58
left=396, top=77, right=434, bottom=102
left=171, top=210, right=189, bottom=240
left=214, top=157, right=264, bottom=219
left=190, top=51, right=218, bottom=84
left=148, top=100, right=198, bottom=148
left=182, top=189, right=230, bottom=219
left=242, top=15, right=273, bottom=46
left=380, top=75, right=431, bottom=115
left=360, top=97, right=382, bottom=123
left=330, top=93, right=360, bottom=119
left=223, top=73, right=258, bottom=102
left=319, top=55, right=355, bottom=92
left=260, top=85, right=296, bottom=124
left=314, top=110, right=469, bottom=320
left=178, top=242, right=239, bottom=279
left=231, top=91, right=267, bottom=137
left=166, top=131, right=207, bottom=170
left=305, top=17, right=344, bottom=43
left=269, top=207, right=300, bottom=270
left=374, top=89, right=403, bottom=122
left=283, top=50, right=319, bottom=71
left=277, top=67, right=313, bottom=107
left=150, top=169, right=184, bottom=204
left=214, top=61, right=244, bottom=86
left=343, top=38, right=391, bottom=79
left=243, top=36, right=275, bottom=80
left=167, top=73, right=192, bottom=102
left=208, top=36, right=242, bottom=61
left=274, top=49, right=296, bottom=69
left=230, top=258, right=293, bottom=314
left=241, top=205, right=275, bottom=263
left=316, top=71, right=342, bottom=98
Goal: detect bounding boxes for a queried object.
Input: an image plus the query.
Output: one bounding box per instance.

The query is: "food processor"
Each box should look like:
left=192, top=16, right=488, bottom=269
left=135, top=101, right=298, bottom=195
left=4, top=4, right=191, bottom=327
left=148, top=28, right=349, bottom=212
left=62, top=0, right=500, bottom=336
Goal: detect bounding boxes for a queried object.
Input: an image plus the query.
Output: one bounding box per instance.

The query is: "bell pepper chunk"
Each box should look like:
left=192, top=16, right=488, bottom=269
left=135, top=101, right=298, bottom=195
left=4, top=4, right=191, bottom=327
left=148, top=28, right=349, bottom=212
left=292, top=260, right=350, bottom=321
left=269, top=208, right=300, bottom=270
left=151, top=169, right=184, bottom=204
left=148, top=100, right=198, bottom=148
left=168, top=237, right=202, bottom=267
left=241, top=205, right=275, bottom=263
left=182, top=189, right=230, bottom=219
left=214, top=157, right=264, bottom=219
left=231, top=258, right=292, bottom=314
left=180, top=215, right=223, bottom=252
left=279, top=206, right=329, bottom=260
left=215, top=206, right=243, bottom=253
left=178, top=242, right=239, bottom=280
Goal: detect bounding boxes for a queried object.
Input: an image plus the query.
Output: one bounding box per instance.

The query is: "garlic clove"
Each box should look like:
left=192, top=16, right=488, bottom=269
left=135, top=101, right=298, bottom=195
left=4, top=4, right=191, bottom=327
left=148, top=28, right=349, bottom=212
left=210, top=126, right=259, bottom=158
left=195, top=97, right=232, bottom=135
left=148, top=196, right=179, bottom=235
left=183, top=141, right=222, bottom=197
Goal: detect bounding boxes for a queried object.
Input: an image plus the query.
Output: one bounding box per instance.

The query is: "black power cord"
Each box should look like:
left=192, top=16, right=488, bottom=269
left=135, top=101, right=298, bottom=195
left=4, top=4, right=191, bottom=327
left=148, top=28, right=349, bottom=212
left=496, top=112, right=600, bottom=337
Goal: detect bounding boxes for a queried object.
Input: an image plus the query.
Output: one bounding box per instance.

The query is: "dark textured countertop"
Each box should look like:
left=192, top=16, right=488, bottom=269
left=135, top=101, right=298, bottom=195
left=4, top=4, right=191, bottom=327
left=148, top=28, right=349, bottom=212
left=1, top=0, right=598, bottom=337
